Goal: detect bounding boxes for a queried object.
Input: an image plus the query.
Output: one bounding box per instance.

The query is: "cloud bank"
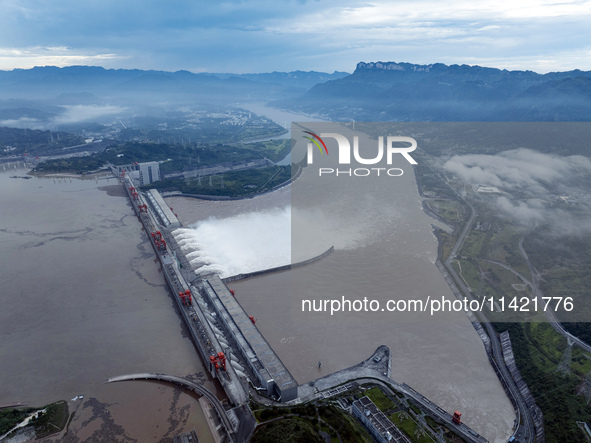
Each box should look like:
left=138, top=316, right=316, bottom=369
left=443, top=148, right=591, bottom=233
left=0, top=105, right=126, bottom=130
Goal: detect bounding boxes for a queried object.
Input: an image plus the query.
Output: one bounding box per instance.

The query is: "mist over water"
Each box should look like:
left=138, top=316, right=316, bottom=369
left=172, top=200, right=392, bottom=278
left=173, top=206, right=291, bottom=278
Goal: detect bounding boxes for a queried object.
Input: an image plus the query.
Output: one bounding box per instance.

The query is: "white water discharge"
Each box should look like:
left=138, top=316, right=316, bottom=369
left=172, top=200, right=387, bottom=278
left=173, top=206, right=291, bottom=278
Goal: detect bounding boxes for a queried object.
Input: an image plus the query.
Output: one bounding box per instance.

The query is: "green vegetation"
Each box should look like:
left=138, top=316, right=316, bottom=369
left=251, top=384, right=469, bottom=443
left=487, top=228, right=530, bottom=275
left=34, top=139, right=292, bottom=199
left=0, top=401, right=68, bottom=439
left=436, top=231, right=457, bottom=262
left=0, top=127, right=85, bottom=157
left=496, top=322, right=591, bottom=442
left=390, top=412, right=435, bottom=443
left=0, top=407, right=35, bottom=435
left=243, top=139, right=291, bottom=163
left=251, top=417, right=323, bottom=443
left=414, top=159, right=457, bottom=200
left=33, top=138, right=292, bottom=202
left=425, top=199, right=467, bottom=230
left=318, top=405, right=374, bottom=443
left=116, top=113, right=286, bottom=145
left=523, top=230, right=591, bottom=325
left=34, top=155, right=108, bottom=173
left=453, top=259, right=480, bottom=290
left=35, top=141, right=263, bottom=173
left=31, top=401, right=69, bottom=438
left=364, top=387, right=396, bottom=412
left=250, top=401, right=373, bottom=443
left=414, top=139, right=591, bottom=442
left=145, top=165, right=291, bottom=197
left=459, top=229, right=489, bottom=259
left=252, top=405, right=288, bottom=423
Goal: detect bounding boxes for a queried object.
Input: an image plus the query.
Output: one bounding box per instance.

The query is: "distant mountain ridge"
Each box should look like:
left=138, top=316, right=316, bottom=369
left=2, top=63, right=591, bottom=121
left=273, top=61, right=591, bottom=121
left=0, top=65, right=347, bottom=103
left=213, top=70, right=349, bottom=90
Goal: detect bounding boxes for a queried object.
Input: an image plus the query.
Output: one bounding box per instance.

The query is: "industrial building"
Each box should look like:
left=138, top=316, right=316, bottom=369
left=115, top=161, right=161, bottom=186
left=145, top=189, right=181, bottom=229
left=203, top=276, right=298, bottom=402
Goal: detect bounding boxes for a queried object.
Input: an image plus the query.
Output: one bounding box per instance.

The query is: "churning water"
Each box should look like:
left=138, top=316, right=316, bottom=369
left=172, top=205, right=291, bottom=278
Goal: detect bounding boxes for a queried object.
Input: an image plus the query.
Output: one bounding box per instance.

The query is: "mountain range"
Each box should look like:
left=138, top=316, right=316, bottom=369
left=1, top=62, right=591, bottom=122
left=273, top=61, right=591, bottom=121
left=0, top=66, right=348, bottom=103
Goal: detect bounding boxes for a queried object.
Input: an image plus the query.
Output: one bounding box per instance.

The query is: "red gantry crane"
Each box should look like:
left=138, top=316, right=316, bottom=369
left=151, top=231, right=167, bottom=251
left=128, top=186, right=139, bottom=200
left=179, top=289, right=192, bottom=306
left=210, top=352, right=227, bottom=372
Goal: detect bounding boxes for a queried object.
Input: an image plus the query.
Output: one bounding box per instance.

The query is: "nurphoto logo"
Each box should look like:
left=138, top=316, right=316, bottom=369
left=304, top=131, right=418, bottom=177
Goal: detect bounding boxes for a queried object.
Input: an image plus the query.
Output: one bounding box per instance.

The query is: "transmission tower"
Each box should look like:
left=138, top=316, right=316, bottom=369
left=417, top=413, right=443, bottom=443
left=556, top=339, right=574, bottom=376
left=412, top=415, right=427, bottom=440
left=578, top=370, right=591, bottom=404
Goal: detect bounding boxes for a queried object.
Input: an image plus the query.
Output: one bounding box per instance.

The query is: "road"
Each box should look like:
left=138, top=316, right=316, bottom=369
left=518, top=237, right=591, bottom=354
left=442, top=199, right=536, bottom=443
left=483, top=240, right=591, bottom=355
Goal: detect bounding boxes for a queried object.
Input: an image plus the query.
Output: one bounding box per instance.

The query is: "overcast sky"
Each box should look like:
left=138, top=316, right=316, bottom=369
left=1, top=0, right=590, bottom=74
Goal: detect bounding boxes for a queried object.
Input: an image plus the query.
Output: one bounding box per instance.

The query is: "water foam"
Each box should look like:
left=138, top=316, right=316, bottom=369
left=173, top=206, right=291, bottom=278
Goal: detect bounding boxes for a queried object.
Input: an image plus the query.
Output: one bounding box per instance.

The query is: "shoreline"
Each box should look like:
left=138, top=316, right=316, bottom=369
left=162, top=164, right=301, bottom=202
left=27, top=170, right=115, bottom=180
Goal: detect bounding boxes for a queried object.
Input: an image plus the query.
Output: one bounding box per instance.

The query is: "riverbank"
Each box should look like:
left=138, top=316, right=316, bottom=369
left=161, top=164, right=300, bottom=202
left=28, top=170, right=115, bottom=180
left=0, top=401, right=69, bottom=442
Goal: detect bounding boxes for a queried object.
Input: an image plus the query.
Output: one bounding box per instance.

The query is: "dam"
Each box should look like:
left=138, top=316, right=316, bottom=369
left=119, top=172, right=299, bottom=441
left=118, top=171, right=491, bottom=443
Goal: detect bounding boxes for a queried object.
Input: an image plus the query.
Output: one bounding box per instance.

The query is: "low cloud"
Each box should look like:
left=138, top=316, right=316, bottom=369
left=53, top=105, right=125, bottom=125
left=443, top=148, right=591, bottom=234
left=493, top=196, right=544, bottom=225
left=0, top=104, right=126, bottom=130
left=444, top=148, right=591, bottom=196
left=0, top=117, right=44, bottom=129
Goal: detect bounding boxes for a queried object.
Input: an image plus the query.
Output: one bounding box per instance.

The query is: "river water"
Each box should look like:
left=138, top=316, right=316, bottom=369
left=167, top=107, right=515, bottom=443
left=0, top=170, right=216, bottom=442
left=0, top=103, right=515, bottom=442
